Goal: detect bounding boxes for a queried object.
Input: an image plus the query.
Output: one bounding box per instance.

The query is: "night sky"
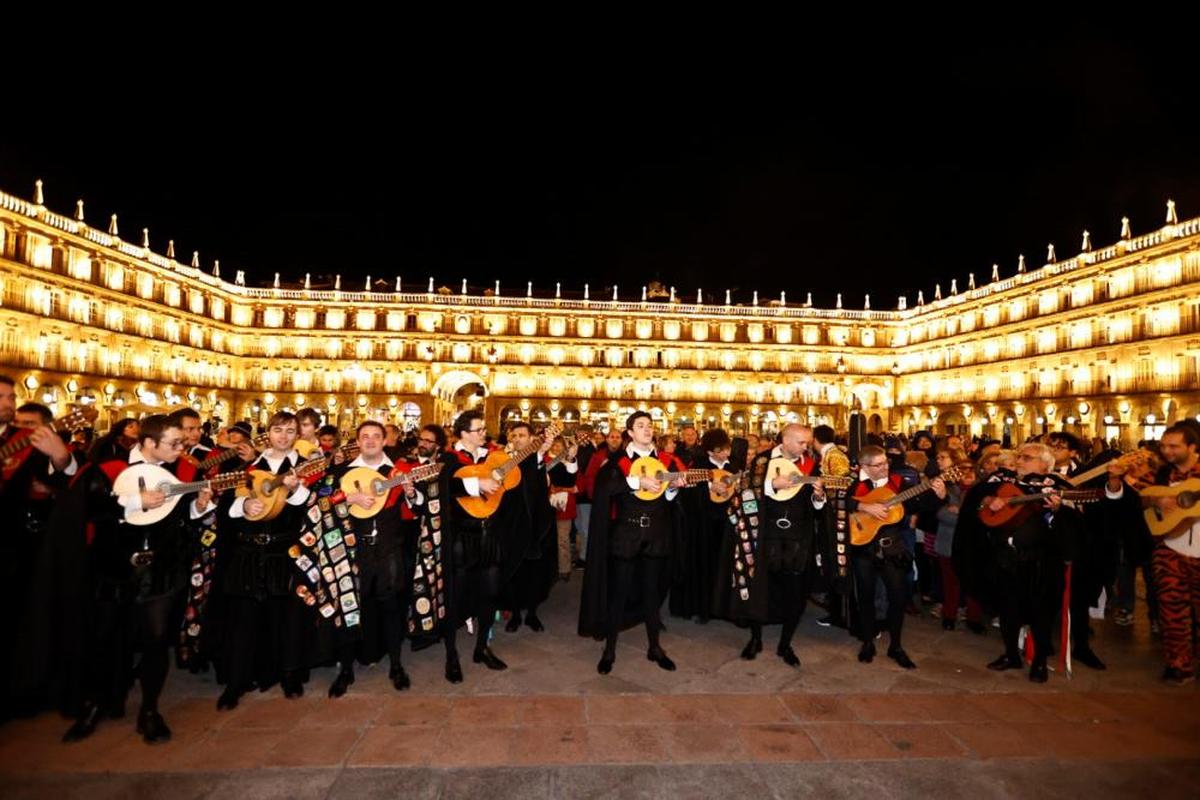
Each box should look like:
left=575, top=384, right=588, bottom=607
left=2, top=24, right=1196, bottom=309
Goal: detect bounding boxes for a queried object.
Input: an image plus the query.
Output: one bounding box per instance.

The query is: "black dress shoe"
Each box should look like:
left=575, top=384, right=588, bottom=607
left=445, top=656, right=463, bottom=684
left=695, top=616, right=710, bottom=625
left=390, top=664, right=411, bottom=691
left=647, top=648, right=676, bottom=671
left=740, top=637, right=763, bottom=660
left=987, top=654, right=1023, bottom=671
left=505, top=614, right=521, bottom=633
left=525, top=614, right=545, bottom=632
left=62, top=703, right=102, bottom=743
left=887, top=648, right=917, bottom=670
left=942, top=619, right=956, bottom=631
left=777, top=645, right=800, bottom=668
left=1029, top=662, right=1049, bottom=683
left=328, top=668, right=355, bottom=698
left=281, top=672, right=304, bottom=699
left=597, top=652, right=615, bottom=675
left=1073, top=649, right=1107, bottom=671
left=473, top=647, right=508, bottom=671
left=137, top=710, right=172, bottom=744
left=216, top=687, right=241, bottom=711
left=965, top=621, right=988, bottom=635
left=858, top=641, right=876, bottom=663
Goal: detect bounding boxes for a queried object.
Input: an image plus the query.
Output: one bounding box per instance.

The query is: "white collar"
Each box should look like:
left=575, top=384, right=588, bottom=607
left=261, top=450, right=298, bottom=465
left=627, top=443, right=655, bottom=459
left=455, top=441, right=489, bottom=458
left=819, top=442, right=835, bottom=457
left=349, top=453, right=393, bottom=469
left=708, top=457, right=728, bottom=469
left=129, top=445, right=164, bottom=467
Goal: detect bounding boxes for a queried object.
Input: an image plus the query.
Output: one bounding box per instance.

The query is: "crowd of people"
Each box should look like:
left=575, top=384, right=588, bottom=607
left=1, top=370, right=1197, bottom=748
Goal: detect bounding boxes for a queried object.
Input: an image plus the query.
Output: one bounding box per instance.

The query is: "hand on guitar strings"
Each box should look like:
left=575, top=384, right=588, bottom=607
left=140, top=488, right=167, bottom=510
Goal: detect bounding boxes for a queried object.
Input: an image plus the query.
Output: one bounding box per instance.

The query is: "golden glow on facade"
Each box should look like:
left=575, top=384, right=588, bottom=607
left=1, top=185, right=1198, bottom=443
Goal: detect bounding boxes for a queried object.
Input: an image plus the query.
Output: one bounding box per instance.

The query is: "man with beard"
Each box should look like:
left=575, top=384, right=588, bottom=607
left=580, top=412, right=687, bottom=675
left=1107, top=424, right=1200, bottom=685
left=500, top=422, right=557, bottom=632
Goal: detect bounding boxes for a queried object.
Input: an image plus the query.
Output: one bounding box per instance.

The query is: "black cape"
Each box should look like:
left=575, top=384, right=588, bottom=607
left=577, top=459, right=687, bottom=638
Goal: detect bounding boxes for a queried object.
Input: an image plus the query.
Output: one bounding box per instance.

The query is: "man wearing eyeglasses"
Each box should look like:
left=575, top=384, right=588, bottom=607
left=971, top=442, right=1085, bottom=683
left=846, top=444, right=945, bottom=670
left=63, top=414, right=214, bottom=745
left=435, top=410, right=513, bottom=682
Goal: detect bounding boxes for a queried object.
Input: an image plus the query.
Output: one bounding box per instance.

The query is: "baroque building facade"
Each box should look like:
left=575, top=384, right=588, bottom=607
left=1, top=184, right=1197, bottom=447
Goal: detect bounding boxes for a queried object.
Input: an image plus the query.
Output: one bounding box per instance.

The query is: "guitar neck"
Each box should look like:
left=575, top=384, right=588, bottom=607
left=1008, top=488, right=1102, bottom=506
left=887, top=480, right=932, bottom=507
left=497, top=438, right=545, bottom=478
left=0, top=430, right=32, bottom=461
left=1068, top=461, right=1111, bottom=487
left=380, top=463, right=443, bottom=491
left=167, top=472, right=246, bottom=498
left=198, top=448, right=238, bottom=470
left=0, top=414, right=83, bottom=460
left=199, top=435, right=267, bottom=470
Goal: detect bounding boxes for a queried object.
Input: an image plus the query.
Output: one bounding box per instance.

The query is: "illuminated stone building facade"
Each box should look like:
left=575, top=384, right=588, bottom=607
left=1, top=183, right=1197, bottom=447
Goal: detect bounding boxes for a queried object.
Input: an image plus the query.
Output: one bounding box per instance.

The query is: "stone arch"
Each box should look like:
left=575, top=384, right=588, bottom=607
left=430, top=369, right=490, bottom=402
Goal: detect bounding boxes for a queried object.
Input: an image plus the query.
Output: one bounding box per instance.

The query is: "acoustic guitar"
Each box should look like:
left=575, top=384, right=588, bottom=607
left=455, top=424, right=561, bottom=519
left=0, top=407, right=98, bottom=484
left=1140, top=479, right=1200, bottom=539
left=978, top=482, right=1103, bottom=529
left=113, top=463, right=248, bottom=526
left=339, top=461, right=443, bottom=520
left=847, top=466, right=967, bottom=546
left=626, top=455, right=742, bottom=503
left=765, top=457, right=853, bottom=501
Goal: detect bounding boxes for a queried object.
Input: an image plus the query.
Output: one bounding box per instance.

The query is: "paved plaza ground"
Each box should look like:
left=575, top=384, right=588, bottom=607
left=1, top=579, right=1196, bottom=798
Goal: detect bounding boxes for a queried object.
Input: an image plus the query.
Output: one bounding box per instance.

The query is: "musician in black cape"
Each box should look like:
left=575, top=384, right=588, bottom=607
left=958, top=442, right=1086, bottom=682
left=669, top=428, right=735, bottom=625
left=579, top=411, right=688, bottom=675
left=436, top=410, right=532, bottom=680
left=0, top=388, right=80, bottom=719
left=500, top=421, right=557, bottom=633
left=62, top=414, right=215, bottom=744
left=216, top=411, right=316, bottom=710
left=716, top=424, right=831, bottom=667
left=327, top=421, right=425, bottom=696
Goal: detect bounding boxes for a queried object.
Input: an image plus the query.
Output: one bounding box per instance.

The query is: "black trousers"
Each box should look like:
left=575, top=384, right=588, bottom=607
left=86, top=589, right=180, bottom=714
left=749, top=569, right=810, bottom=649
left=997, top=559, right=1060, bottom=666
left=605, top=555, right=667, bottom=654
left=852, top=552, right=908, bottom=649
left=224, top=594, right=307, bottom=693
